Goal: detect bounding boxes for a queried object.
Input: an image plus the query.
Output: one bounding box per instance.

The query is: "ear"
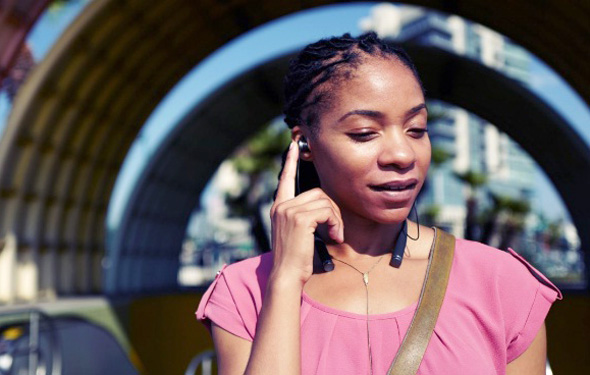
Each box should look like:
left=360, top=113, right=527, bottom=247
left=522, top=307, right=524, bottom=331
left=291, top=126, right=313, bottom=161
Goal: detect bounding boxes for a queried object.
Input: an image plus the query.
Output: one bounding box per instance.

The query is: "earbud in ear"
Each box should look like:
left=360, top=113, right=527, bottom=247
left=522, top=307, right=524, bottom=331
left=298, top=137, right=310, bottom=153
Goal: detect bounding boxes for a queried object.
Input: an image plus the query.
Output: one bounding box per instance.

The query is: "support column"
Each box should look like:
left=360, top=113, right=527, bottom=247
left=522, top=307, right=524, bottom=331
left=0, top=233, right=17, bottom=303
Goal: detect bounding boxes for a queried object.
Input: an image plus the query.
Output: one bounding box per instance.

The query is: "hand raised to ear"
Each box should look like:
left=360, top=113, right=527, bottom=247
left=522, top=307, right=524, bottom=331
left=269, top=141, right=343, bottom=286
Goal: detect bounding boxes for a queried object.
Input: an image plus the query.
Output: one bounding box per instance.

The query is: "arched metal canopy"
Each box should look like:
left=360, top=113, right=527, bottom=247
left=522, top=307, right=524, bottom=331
left=107, top=45, right=590, bottom=293
left=0, top=0, right=589, bottom=299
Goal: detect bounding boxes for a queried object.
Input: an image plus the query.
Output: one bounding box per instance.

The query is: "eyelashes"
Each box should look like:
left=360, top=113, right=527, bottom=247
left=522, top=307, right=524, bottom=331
left=348, top=132, right=376, bottom=142
left=347, top=127, right=428, bottom=142
left=409, top=128, right=429, bottom=138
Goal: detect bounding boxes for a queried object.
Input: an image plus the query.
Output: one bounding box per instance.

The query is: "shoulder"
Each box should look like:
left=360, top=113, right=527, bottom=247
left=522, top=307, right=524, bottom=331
left=454, top=238, right=528, bottom=279
left=448, top=238, right=561, bottom=334
left=195, top=253, right=273, bottom=341
left=452, top=238, right=561, bottom=300
left=439, top=237, right=561, bottom=363
left=220, top=252, right=273, bottom=293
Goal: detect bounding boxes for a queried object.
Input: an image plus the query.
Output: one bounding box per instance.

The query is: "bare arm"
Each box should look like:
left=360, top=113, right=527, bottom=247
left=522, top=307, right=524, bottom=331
left=212, top=323, right=252, bottom=374
left=506, top=323, right=547, bottom=375
left=212, top=139, right=343, bottom=375
left=211, top=276, right=304, bottom=375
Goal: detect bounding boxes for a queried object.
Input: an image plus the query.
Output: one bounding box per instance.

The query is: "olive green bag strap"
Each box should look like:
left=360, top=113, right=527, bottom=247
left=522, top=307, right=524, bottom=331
left=387, top=228, right=455, bottom=375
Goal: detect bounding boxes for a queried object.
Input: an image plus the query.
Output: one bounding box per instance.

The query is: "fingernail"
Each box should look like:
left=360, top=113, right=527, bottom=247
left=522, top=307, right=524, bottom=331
left=330, top=227, right=338, bottom=240
left=289, top=141, right=294, bottom=150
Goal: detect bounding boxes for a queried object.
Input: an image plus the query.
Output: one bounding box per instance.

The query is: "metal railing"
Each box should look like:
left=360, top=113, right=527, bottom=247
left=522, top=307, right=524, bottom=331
left=0, top=309, right=62, bottom=375
left=185, top=350, right=216, bottom=375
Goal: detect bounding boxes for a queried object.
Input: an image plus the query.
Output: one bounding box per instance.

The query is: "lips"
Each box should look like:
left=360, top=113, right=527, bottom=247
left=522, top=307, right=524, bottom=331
left=369, top=179, right=418, bottom=192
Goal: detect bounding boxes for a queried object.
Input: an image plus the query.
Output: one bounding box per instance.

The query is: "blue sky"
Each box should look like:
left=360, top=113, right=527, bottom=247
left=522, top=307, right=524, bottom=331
left=1, top=1, right=588, bottom=227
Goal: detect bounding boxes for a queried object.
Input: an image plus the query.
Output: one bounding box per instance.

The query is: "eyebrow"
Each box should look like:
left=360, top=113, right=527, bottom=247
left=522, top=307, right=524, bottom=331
left=338, top=103, right=428, bottom=123
left=338, top=109, right=383, bottom=122
left=406, top=103, right=428, bottom=117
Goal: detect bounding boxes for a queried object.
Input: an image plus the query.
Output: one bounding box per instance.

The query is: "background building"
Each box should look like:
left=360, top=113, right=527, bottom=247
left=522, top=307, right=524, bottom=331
left=384, top=7, right=536, bottom=238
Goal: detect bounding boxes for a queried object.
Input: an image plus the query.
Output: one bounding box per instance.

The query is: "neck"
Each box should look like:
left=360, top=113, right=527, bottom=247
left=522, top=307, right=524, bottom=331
left=328, top=214, right=406, bottom=260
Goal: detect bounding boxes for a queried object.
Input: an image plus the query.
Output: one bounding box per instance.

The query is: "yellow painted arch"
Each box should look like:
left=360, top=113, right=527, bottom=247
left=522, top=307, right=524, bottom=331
left=0, top=0, right=589, bottom=300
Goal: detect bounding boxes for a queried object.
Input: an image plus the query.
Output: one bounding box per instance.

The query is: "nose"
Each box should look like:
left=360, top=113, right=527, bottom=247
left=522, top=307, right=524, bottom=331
left=377, top=130, right=416, bottom=170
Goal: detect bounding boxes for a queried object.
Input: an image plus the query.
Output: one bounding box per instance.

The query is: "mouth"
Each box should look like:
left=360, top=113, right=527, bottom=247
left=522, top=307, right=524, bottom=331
left=368, top=179, right=418, bottom=192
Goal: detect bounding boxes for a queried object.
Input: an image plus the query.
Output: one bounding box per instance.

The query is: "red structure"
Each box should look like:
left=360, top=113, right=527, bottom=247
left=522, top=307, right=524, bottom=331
left=0, top=0, right=49, bottom=82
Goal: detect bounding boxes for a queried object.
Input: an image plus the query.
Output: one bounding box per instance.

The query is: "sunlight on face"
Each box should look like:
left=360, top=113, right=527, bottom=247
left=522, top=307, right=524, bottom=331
left=303, top=56, right=430, bottom=225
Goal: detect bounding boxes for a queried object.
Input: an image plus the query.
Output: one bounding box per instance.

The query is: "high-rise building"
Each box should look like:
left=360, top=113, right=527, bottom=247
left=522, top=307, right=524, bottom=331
left=361, top=4, right=536, bottom=237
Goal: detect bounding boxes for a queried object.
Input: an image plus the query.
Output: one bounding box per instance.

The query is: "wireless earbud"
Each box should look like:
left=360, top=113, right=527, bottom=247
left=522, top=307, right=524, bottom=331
left=298, top=137, right=310, bottom=153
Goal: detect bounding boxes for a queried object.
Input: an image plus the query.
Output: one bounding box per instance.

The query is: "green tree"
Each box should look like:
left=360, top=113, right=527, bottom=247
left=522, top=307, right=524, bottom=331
left=423, top=146, right=452, bottom=226
left=497, top=195, right=531, bottom=250
left=422, top=102, right=452, bottom=226
left=454, top=170, right=487, bottom=240
left=226, top=123, right=291, bottom=253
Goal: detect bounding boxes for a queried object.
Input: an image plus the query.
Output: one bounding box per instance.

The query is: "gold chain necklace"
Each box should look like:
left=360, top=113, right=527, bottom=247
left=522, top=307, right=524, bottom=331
left=331, top=254, right=386, bottom=375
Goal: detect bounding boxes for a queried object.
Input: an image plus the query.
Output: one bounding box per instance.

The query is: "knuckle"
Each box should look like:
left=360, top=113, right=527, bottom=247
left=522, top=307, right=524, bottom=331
left=272, top=202, right=286, bottom=218
left=284, top=206, right=296, bottom=217
left=310, top=187, right=324, bottom=196
left=292, top=212, right=307, bottom=226
left=324, top=206, right=335, bottom=216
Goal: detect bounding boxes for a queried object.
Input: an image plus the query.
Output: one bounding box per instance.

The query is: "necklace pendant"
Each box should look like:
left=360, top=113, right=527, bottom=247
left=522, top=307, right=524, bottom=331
left=363, top=273, right=369, bottom=286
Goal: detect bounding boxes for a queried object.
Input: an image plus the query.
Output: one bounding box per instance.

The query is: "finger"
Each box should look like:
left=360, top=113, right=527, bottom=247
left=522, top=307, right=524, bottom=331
left=289, top=198, right=344, bottom=242
left=291, top=189, right=344, bottom=241
left=280, top=192, right=344, bottom=238
left=275, top=140, right=299, bottom=203
left=285, top=204, right=342, bottom=244
left=301, top=207, right=343, bottom=243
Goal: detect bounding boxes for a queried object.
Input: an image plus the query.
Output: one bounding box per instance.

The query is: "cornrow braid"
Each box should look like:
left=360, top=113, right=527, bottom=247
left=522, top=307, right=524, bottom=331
left=277, top=32, right=424, bottom=199
left=283, top=32, right=424, bottom=131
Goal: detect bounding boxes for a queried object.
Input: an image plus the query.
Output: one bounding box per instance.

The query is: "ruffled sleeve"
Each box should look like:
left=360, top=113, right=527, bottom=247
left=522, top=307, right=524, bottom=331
left=195, top=264, right=255, bottom=342
left=503, top=248, right=563, bottom=362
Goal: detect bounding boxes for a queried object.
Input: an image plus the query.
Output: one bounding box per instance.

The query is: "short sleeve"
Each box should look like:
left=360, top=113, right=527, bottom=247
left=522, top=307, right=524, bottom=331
left=195, top=264, right=254, bottom=342
left=504, top=248, right=563, bottom=362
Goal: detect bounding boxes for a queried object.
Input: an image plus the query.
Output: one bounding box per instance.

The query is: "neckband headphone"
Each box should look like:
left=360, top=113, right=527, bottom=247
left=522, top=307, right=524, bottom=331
left=295, top=136, right=407, bottom=272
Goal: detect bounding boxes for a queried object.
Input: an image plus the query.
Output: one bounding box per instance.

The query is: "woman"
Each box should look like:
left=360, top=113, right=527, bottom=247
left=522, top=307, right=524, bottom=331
left=196, top=33, right=561, bottom=375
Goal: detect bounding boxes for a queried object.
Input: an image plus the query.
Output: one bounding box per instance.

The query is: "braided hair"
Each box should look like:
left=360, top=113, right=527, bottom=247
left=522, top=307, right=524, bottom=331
left=277, top=32, right=424, bottom=196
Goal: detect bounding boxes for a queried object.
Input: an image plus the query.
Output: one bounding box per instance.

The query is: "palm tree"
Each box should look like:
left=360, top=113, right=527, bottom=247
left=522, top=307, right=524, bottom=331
left=421, top=104, right=452, bottom=226
left=422, top=146, right=452, bottom=226
left=226, top=122, right=290, bottom=253
left=454, top=170, right=487, bottom=240
left=480, top=193, right=504, bottom=245
left=498, top=196, right=531, bottom=250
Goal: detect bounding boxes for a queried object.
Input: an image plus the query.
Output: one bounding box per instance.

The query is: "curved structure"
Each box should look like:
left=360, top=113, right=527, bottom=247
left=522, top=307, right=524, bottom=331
left=0, top=0, right=589, bottom=300
left=108, top=45, right=590, bottom=293
left=106, top=55, right=289, bottom=293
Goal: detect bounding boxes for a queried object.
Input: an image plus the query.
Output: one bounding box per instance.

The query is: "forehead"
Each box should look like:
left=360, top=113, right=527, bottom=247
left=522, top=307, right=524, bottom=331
left=321, top=57, right=425, bottom=119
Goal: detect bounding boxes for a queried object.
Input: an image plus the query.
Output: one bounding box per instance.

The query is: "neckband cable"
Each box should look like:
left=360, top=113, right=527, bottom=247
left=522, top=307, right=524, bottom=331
left=405, top=203, right=420, bottom=241
left=298, top=156, right=335, bottom=272
left=298, top=147, right=417, bottom=271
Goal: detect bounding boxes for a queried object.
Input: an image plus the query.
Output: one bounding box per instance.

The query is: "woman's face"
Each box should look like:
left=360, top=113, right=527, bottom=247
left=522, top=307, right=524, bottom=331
left=301, top=56, right=430, bottom=224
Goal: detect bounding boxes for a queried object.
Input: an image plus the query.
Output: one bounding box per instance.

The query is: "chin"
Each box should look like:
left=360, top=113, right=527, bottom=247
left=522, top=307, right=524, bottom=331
left=363, top=207, right=413, bottom=225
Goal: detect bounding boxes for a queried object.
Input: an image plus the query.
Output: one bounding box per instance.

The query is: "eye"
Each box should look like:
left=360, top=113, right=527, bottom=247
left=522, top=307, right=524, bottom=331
left=408, top=127, right=428, bottom=138
left=347, top=131, right=377, bottom=142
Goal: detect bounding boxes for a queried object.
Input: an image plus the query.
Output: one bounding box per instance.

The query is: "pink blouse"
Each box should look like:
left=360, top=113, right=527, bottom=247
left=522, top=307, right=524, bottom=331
left=196, top=238, right=562, bottom=374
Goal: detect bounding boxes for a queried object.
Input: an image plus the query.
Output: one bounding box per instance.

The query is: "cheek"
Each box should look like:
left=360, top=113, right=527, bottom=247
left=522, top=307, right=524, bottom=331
left=314, top=148, right=374, bottom=192
left=322, top=144, right=370, bottom=170
left=414, top=137, right=432, bottom=172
